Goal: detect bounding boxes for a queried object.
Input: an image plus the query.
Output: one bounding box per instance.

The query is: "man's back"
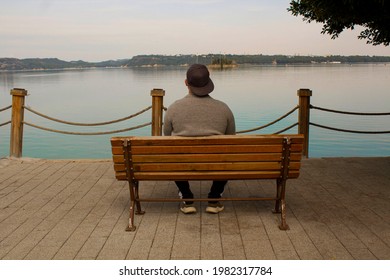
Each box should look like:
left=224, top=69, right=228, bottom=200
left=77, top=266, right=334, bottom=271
left=163, top=94, right=235, bottom=136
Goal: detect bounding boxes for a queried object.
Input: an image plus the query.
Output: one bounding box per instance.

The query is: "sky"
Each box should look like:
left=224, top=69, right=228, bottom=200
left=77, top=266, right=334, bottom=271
left=1, top=0, right=389, bottom=62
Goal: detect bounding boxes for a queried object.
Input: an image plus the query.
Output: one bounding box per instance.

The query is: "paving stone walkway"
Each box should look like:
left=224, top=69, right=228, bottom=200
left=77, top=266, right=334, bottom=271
left=0, top=157, right=389, bottom=260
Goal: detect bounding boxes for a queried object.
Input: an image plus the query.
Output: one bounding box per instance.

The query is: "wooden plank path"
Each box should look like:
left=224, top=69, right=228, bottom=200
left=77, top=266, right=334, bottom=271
left=0, top=157, right=389, bottom=260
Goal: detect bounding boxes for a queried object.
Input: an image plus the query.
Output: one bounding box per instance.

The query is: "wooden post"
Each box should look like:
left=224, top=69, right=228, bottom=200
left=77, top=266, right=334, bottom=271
left=150, top=88, right=165, bottom=136
left=10, top=88, right=28, bottom=158
left=297, top=88, right=312, bottom=158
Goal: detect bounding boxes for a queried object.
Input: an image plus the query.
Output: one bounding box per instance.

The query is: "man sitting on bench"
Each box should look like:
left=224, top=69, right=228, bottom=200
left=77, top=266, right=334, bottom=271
left=163, top=64, right=236, bottom=214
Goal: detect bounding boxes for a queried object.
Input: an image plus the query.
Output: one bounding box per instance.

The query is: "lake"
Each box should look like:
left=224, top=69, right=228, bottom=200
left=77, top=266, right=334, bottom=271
left=1, top=64, right=389, bottom=159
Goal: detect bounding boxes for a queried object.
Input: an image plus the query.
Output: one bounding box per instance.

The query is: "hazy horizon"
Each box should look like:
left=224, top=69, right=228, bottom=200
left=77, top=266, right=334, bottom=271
left=1, top=0, right=389, bottom=62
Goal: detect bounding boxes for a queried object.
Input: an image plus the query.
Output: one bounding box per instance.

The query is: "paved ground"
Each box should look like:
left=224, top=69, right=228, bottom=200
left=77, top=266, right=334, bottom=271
left=0, top=157, right=389, bottom=260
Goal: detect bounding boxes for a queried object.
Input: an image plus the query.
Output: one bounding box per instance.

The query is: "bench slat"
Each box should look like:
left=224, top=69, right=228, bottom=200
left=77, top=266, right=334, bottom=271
left=132, top=153, right=286, bottom=162
left=111, top=144, right=303, bottom=155
left=114, top=170, right=300, bottom=181
left=111, top=134, right=304, bottom=147
left=113, top=162, right=298, bottom=172
left=135, top=162, right=297, bottom=172
left=132, top=145, right=283, bottom=154
left=113, top=152, right=302, bottom=164
left=114, top=161, right=300, bottom=172
left=131, top=153, right=300, bottom=163
left=131, top=144, right=302, bottom=155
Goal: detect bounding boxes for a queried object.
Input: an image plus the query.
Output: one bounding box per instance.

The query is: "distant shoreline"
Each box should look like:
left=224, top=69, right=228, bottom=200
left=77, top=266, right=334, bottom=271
left=1, top=54, right=390, bottom=71
left=1, top=63, right=389, bottom=73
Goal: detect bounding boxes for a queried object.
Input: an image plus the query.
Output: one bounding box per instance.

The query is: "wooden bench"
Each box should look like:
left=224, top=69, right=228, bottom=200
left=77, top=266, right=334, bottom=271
left=110, top=134, right=304, bottom=231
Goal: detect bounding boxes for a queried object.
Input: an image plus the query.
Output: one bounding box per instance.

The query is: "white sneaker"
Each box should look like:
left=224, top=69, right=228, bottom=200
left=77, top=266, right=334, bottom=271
left=206, top=202, right=224, bottom=214
left=180, top=202, right=196, bottom=214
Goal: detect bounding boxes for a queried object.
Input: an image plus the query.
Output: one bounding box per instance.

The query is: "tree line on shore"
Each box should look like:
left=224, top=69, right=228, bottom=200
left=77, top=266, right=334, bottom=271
left=1, top=54, right=390, bottom=71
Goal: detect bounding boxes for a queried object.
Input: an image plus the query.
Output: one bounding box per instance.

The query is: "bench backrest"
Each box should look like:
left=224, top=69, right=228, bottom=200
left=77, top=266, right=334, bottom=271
left=110, top=134, right=304, bottom=181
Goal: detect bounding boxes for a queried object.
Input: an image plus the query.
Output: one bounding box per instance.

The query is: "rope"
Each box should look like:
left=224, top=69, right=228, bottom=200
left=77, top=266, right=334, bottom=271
left=311, top=105, right=390, bottom=116
left=1, top=104, right=12, bottom=128
left=23, top=121, right=152, bottom=135
left=237, top=105, right=299, bottom=134
left=23, top=105, right=152, bottom=126
left=0, top=121, right=11, bottom=127
left=0, top=105, right=12, bottom=112
left=310, top=122, right=390, bottom=134
left=273, top=123, right=298, bottom=134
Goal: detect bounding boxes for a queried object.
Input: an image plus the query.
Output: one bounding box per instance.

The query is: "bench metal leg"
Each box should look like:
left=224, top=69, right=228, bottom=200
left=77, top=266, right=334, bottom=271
left=273, top=179, right=282, bottom=214
left=134, top=181, right=145, bottom=215
left=273, top=178, right=290, bottom=230
left=125, top=181, right=146, bottom=232
left=123, top=139, right=145, bottom=231
left=126, top=199, right=137, bottom=232
left=126, top=181, right=137, bottom=231
left=279, top=199, right=290, bottom=230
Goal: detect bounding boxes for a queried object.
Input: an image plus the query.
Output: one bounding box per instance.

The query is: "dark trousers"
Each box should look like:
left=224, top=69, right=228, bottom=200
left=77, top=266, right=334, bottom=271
left=175, top=180, right=227, bottom=203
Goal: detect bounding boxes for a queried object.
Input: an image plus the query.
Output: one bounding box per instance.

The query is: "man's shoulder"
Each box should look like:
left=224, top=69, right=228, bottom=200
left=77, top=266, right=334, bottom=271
left=209, top=97, right=233, bottom=110
left=168, top=95, right=191, bottom=108
left=210, top=97, right=229, bottom=106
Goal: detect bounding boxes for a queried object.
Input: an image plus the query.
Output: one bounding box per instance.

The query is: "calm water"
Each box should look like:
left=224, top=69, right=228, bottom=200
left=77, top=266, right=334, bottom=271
left=1, top=64, right=389, bottom=159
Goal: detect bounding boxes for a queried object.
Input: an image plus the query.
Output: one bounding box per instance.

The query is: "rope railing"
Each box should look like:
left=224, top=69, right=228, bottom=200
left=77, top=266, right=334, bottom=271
left=237, top=105, right=299, bottom=134
left=23, top=105, right=152, bottom=126
left=23, top=121, right=152, bottom=135
left=21, top=105, right=153, bottom=135
left=310, top=104, right=390, bottom=134
left=7, top=88, right=166, bottom=158
left=6, top=87, right=387, bottom=159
